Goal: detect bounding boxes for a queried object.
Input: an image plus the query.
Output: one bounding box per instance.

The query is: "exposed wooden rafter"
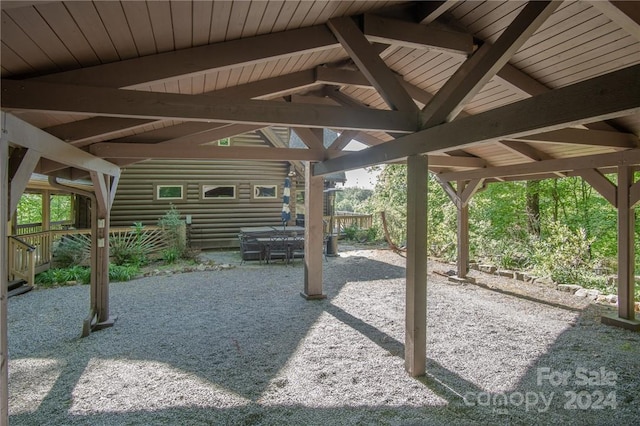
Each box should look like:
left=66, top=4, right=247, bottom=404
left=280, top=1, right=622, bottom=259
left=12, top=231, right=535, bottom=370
left=420, top=1, right=561, bottom=126
left=34, top=25, right=340, bottom=88
left=362, top=13, right=474, bottom=55
left=1, top=79, right=418, bottom=133
left=589, top=1, right=640, bottom=42
left=0, top=112, right=119, bottom=177
left=437, top=150, right=640, bottom=183
left=90, top=143, right=324, bottom=162
left=314, top=65, right=640, bottom=175
left=327, top=16, right=419, bottom=115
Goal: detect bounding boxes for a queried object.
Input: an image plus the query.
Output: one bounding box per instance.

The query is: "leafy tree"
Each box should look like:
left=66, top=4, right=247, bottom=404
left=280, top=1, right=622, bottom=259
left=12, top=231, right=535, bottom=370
left=335, top=187, right=373, bottom=212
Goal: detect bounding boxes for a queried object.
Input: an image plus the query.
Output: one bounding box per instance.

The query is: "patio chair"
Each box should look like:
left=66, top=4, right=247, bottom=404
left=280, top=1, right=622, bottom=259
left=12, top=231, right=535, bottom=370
left=287, top=234, right=305, bottom=265
left=239, top=233, right=264, bottom=264
left=266, top=233, right=289, bottom=264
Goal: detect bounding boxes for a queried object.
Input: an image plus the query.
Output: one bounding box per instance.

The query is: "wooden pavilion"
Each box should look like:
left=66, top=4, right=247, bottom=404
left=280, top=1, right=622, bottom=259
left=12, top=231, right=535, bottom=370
left=1, top=1, right=639, bottom=422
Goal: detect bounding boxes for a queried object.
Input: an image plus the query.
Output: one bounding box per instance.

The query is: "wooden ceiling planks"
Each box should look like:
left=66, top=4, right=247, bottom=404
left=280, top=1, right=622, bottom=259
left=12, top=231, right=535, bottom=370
left=65, top=1, right=120, bottom=63
left=147, top=1, right=174, bottom=52
left=0, top=0, right=638, bottom=180
left=93, top=1, right=138, bottom=60
left=2, top=6, right=77, bottom=73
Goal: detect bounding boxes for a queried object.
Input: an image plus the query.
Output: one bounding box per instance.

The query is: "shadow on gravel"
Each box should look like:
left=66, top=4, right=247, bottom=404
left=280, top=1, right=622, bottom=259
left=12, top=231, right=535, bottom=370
left=8, top=253, right=640, bottom=425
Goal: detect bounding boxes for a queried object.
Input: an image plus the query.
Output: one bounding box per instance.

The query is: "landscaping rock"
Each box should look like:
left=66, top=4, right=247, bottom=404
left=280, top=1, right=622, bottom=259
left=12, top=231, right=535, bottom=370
left=498, top=270, right=514, bottom=278
left=557, top=284, right=583, bottom=294
left=479, top=264, right=496, bottom=274
left=574, top=288, right=600, bottom=300
left=605, top=294, right=618, bottom=304
left=535, top=277, right=555, bottom=286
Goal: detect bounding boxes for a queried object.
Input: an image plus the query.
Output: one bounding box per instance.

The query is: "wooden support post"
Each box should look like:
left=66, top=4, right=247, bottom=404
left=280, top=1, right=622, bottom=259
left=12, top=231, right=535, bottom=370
left=602, top=166, right=640, bottom=330
left=405, top=155, right=427, bottom=376
left=89, top=172, right=115, bottom=330
left=1, top=130, right=9, bottom=424
left=457, top=181, right=469, bottom=279
left=302, top=162, right=326, bottom=300
left=617, top=166, right=636, bottom=320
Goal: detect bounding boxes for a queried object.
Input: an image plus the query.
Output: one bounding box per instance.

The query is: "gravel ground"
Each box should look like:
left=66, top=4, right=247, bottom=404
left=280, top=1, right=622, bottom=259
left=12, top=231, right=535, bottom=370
left=7, top=247, right=640, bottom=425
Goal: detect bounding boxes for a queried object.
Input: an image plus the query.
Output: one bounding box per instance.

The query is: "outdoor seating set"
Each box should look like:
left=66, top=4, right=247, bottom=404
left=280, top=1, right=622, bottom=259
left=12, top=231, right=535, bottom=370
left=238, top=232, right=305, bottom=265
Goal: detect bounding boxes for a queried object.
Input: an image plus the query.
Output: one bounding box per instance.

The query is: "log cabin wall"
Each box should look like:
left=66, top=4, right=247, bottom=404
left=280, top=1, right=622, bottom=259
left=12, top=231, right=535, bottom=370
left=110, top=130, right=290, bottom=249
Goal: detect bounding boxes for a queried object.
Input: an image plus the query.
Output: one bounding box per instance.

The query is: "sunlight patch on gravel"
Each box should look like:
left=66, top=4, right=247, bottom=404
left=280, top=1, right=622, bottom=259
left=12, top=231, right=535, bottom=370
left=9, top=358, right=62, bottom=415
left=259, top=312, right=448, bottom=409
left=70, top=359, right=251, bottom=414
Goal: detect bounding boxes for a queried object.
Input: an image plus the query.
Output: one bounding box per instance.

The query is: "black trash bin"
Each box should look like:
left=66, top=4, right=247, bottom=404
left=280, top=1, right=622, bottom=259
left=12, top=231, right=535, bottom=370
left=326, top=234, right=338, bottom=256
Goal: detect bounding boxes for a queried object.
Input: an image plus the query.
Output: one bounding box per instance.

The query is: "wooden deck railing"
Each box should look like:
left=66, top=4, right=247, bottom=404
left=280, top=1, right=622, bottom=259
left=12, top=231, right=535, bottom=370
left=323, top=213, right=373, bottom=235
left=8, top=236, right=36, bottom=286
left=15, top=220, right=73, bottom=235
left=7, top=226, right=166, bottom=279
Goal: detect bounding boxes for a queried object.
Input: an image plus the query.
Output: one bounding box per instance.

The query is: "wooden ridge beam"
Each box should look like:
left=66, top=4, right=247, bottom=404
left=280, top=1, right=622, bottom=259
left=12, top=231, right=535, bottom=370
left=313, top=65, right=640, bottom=175
left=34, top=25, right=339, bottom=88
left=2, top=79, right=417, bottom=133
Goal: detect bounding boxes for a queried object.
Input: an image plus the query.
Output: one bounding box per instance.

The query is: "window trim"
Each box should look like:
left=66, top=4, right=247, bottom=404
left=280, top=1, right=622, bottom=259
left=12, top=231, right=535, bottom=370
left=200, top=184, right=237, bottom=200
left=154, top=184, right=185, bottom=201
left=251, top=183, right=279, bottom=200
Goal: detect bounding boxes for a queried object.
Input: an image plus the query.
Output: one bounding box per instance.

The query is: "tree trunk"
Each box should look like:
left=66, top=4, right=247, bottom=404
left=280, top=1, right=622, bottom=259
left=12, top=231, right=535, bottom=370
left=526, top=180, right=541, bottom=237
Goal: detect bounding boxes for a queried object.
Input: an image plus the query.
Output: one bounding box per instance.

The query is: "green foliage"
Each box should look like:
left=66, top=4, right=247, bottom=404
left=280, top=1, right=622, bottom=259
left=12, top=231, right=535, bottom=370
left=109, top=264, right=140, bottom=282
left=110, top=234, right=147, bottom=267
left=364, top=165, right=638, bottom=296
left=35, top=263, right=140, bottom=287
left=110, top=222, right=168, bottom=267
left=343, top=224, right=359, bottom=240
left=161, top=247, right=181, bottom=264
left=335, top=187, right=373, bottom=213
left=342, top=223, right=375, bottom=243
left=36, top=265, right=90, bottom=286
left=158, top=205, right=187, bottom=257
left=364, top=165, right=408, bottom=246
left=17, top=193, right=72, bottom=225
left=17, top=193, right=42, bottom=224
left=53, top=235, right=91, bottom=267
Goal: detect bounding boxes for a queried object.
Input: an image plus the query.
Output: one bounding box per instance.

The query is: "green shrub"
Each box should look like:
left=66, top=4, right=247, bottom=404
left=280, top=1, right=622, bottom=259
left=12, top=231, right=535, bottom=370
left=109, top=264, right=140, bottom=282
left=161, top=247, right=181, bottom=264
left=344, top=224, right=359, bottom=241
left=35, top=265, right=90, bottom=286
left=158, top=205, right=186, bottom=257
left=52, top=235, right=91, bottom=267
left=110, top=233, right=147, bottom=267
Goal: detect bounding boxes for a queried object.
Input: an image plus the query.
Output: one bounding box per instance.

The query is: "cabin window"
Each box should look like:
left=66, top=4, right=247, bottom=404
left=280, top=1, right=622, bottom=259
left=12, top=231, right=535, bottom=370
left=252, top=184, right=278, bottom=200
left=155, top=184, right=184, bottom=201
left=202, top=184, right=236, bottom=199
